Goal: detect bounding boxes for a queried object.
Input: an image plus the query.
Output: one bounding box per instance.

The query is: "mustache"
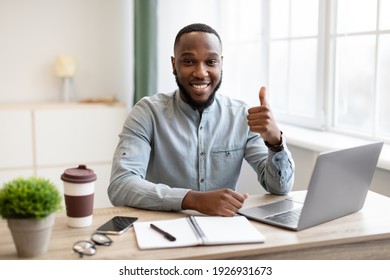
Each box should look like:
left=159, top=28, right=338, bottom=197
left=174, top=72, right=222, bottom=110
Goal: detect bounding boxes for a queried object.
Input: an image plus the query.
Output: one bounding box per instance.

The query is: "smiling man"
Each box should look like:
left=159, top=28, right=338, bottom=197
left=108, top=23, right=295, bottom=216
left=171, top=28, right=222, bottom=112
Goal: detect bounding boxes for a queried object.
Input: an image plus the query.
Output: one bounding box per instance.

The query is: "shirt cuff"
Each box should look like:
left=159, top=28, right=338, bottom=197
left=162, top=188, right=192, bottom=211
left=268, top=149, right=294, bottom=193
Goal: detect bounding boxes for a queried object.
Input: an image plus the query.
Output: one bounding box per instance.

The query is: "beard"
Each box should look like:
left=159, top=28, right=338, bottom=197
left=175, top=72, right=222, bottom=111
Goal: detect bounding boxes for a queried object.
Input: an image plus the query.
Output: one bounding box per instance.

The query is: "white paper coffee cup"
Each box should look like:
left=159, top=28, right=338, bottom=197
left=61, top=165, right=97, bottom=227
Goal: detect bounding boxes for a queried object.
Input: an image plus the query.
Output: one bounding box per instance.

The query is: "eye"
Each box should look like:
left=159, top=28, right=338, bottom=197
left=207, top=59, right=218, bottom=66
left=183, top=59, right=194, bottom=65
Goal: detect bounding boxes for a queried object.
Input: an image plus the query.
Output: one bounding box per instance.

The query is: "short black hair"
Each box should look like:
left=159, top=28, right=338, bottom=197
left=174, top=23, right=222, bottom=51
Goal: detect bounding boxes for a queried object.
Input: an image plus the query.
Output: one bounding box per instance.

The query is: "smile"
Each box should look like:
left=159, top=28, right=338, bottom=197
left=191, top=83, right=210, bottom=90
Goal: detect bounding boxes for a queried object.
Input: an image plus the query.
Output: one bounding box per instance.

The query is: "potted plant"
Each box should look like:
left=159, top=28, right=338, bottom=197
left=0, top=176, right=62, bottom=258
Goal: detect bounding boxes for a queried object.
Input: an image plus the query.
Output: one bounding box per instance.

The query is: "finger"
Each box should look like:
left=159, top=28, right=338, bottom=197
left=220, top=208, right=237, bottom=217
left=230, top=191, right=248, bottom=203
left=259, top=86, right=268, bottom=106
left=225, top=194, right=247, bottom=212
left=247, top=106, right=264, bottom=115
left=222, top=201, right=242, bottom=216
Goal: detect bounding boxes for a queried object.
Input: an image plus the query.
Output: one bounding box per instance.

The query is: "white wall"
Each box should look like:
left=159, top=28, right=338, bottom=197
left=0, top=0, right=134, bottom=108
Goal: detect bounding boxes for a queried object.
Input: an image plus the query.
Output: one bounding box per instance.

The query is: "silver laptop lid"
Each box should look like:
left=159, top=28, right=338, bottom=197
left=297, top=142, right=383, bottom=230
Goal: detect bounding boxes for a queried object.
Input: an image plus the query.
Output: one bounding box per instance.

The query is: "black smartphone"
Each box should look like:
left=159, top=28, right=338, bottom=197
left=96, top=216, right=138, bottom=235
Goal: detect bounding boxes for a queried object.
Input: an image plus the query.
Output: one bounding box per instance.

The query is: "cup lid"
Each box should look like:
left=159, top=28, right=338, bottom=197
left=61, top=164, right=97, bottom=183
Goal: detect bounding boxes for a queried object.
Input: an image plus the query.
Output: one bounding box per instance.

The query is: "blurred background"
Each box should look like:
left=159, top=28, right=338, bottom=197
left=1, top=0, right=389, bottom=208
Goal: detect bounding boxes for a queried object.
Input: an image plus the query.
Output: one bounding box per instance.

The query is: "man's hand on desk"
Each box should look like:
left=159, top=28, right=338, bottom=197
left=181, top=189, right=249, bottom=216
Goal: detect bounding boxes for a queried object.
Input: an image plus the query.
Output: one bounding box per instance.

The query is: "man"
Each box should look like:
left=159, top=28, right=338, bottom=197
left=108, top=23, right=294, bottom=216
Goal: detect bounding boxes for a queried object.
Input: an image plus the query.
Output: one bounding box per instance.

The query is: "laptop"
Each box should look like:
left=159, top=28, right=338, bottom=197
left=238, top=142, right=384, bottom=231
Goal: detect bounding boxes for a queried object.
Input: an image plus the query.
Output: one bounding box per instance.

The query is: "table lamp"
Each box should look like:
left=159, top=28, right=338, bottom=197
left=55, top=55, right=77, bottom=102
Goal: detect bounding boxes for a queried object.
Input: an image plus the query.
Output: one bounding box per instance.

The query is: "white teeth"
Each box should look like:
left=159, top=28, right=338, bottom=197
left=192, top=84, right=208, bottom=89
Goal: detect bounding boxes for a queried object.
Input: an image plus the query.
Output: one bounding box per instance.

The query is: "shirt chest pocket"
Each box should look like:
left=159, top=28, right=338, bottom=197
left=209, top=146, right=245, bottom=182
left=210, top=146, right=245, bottom=160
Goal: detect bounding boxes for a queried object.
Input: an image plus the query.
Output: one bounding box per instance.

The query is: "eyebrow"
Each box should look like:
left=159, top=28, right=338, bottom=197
left=179, top=51, right=220, bottom=58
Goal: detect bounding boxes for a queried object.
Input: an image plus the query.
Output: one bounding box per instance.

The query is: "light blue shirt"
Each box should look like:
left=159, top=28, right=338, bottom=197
left=108, top=91, right=294, bottom=211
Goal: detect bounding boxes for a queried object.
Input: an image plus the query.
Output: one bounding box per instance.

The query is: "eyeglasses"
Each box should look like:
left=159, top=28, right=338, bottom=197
left=73, top=232, right=113, bottom=257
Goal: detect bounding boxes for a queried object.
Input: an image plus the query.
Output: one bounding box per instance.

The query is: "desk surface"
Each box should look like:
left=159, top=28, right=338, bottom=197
left=1, top=191, right=390, bottom=260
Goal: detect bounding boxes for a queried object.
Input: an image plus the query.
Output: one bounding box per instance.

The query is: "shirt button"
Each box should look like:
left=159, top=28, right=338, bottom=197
left=200, top=179, right=205, bottom=183
left=200, top=152, right=204, bottom=156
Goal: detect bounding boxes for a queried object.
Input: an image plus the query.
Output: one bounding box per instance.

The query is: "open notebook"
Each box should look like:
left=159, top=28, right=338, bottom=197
left=133, top=215, right=265, bottom=250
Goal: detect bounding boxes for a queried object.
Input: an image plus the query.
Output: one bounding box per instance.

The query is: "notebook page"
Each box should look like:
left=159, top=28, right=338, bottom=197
left=193, top=216, right=265, bottom=245
left=133, top=218, right=201, bottom=250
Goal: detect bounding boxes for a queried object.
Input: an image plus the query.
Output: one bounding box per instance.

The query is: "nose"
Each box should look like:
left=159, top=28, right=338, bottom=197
left=193, top=63, right=209, bottom=78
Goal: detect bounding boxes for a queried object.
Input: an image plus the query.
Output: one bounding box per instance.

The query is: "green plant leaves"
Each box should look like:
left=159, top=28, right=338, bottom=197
left=0, top=177, right=62, bottom=220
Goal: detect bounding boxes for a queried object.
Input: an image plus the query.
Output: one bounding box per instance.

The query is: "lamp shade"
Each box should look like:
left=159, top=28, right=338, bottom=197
left=55, top=55, right=77, bottom=77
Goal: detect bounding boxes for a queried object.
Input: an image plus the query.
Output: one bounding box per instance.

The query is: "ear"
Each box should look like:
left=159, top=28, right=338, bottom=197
left=171, top=56, right=177, bottom=75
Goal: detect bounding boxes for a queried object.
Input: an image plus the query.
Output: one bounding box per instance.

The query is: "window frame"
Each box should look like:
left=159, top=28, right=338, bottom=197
left=328, top=0, right=390, bottom=143
left=266, top=0, right=390, bottom=144
left=266, top=0, right=327, bottom=131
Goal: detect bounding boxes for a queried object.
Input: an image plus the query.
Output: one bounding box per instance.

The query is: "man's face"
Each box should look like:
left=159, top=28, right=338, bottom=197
left=171, top=32, right=223, bottom=111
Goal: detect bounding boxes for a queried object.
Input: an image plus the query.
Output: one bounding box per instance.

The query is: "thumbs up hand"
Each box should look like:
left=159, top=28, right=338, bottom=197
left=247, top=87, right=281, bottom=145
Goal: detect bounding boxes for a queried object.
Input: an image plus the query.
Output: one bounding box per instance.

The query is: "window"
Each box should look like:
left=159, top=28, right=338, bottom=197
left=219, top=0, right=390, bottom=143
left=332, top=0, right=390, bottom=140
left=268, top=0, right=322, bottom=129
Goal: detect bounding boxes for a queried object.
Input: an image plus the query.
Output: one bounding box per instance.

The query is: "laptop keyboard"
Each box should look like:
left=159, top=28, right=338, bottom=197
left=264, top=208, right=302, bottom=226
